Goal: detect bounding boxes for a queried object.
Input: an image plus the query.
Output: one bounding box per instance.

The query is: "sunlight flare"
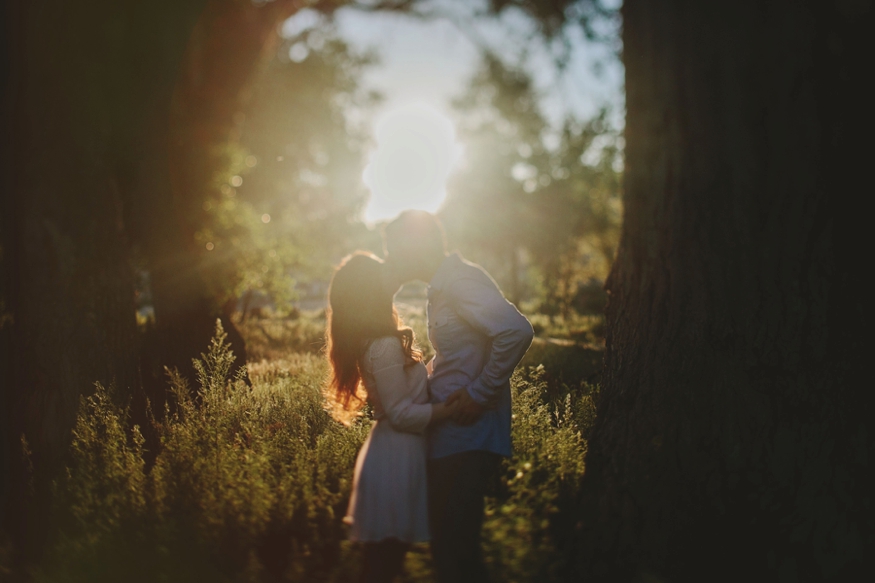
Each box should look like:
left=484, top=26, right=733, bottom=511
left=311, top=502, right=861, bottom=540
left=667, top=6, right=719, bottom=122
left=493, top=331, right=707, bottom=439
left=363, top=104, right=463, bottom=223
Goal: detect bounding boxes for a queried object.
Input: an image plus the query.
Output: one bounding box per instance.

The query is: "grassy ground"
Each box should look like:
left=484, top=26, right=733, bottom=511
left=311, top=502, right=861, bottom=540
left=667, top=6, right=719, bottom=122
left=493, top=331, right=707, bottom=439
left=29, top=308, right=602, bottom=582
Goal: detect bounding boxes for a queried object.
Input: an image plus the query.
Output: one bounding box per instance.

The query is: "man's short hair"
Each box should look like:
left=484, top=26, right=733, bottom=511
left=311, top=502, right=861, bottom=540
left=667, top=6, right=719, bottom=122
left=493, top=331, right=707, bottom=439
left=383, top=210, right=447, bottom=258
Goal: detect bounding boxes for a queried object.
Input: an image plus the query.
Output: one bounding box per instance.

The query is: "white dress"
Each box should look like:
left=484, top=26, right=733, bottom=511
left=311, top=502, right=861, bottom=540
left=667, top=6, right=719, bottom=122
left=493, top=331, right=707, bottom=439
left=344, top=336, right=433, bottom=543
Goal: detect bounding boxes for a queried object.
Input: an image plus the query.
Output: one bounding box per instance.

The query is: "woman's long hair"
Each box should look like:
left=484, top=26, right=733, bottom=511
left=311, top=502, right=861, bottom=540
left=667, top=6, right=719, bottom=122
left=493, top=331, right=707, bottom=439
left=325, top=251, right=421, bottom=423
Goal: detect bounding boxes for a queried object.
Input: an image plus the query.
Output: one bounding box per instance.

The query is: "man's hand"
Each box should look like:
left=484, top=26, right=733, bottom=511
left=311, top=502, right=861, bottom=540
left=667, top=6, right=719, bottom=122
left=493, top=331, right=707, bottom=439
left=445, top=388, right=486, bottom=425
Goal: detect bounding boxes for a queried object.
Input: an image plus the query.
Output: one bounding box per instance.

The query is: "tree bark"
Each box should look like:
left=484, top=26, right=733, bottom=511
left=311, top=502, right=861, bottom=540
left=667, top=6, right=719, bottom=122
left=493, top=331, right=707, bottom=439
left=577, top=1, right=873, bottom=581
left=1, top=0, right=205, bottom=562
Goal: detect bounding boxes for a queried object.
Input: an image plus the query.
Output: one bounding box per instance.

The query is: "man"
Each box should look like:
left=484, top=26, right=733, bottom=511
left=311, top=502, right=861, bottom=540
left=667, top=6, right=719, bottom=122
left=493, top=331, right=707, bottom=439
left=383, top=210, right=534, bottom=583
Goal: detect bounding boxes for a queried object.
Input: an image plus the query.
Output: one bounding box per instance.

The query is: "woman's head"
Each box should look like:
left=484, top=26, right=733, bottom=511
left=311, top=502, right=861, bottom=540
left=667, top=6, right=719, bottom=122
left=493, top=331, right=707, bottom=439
left=328, top=252, right=394, bottom=339
left=325, top=251, right=419, bottom=421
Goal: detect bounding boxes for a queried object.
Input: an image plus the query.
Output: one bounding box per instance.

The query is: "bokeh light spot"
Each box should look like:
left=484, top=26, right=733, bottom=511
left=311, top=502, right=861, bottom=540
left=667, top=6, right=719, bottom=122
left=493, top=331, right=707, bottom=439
left=289, top=42, right=309, bottom=63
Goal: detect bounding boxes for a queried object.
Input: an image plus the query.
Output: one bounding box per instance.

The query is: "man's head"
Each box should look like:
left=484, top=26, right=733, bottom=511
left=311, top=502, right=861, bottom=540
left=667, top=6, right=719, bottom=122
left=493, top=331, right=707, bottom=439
left=383, top=210, right=447, bottom=285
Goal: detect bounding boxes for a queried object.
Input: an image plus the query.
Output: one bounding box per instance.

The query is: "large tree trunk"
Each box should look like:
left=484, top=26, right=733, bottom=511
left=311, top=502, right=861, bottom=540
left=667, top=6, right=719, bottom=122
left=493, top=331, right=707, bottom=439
left=577, top=1, right=872, bottom=581
left=0, top=0, right=206, bottom=563
left=134, top=0, right=302, bottom=390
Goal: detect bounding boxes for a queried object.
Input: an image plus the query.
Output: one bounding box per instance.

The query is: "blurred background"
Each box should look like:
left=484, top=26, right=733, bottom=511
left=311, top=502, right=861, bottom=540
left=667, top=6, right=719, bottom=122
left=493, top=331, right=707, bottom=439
left=134, top=0, right=626, bottom=383
left=184, top=0, right=624, bottom=327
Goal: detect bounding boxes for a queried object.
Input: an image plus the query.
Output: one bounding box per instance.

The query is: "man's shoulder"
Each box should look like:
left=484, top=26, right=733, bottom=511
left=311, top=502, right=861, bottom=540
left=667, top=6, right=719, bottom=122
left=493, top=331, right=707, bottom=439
left=447, top=254, right=500, bottom=290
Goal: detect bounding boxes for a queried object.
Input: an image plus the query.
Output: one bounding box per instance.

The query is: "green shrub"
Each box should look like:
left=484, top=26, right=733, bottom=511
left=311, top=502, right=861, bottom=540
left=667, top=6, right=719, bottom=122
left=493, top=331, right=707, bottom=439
left=482, top=366, right=594, bottom=582
left=37, top=321, right=366, bottom=582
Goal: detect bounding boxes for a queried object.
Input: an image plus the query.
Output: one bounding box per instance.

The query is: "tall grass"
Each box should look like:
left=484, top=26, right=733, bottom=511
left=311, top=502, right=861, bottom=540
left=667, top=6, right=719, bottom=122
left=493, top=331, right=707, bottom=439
left=36, top=321, right=595, bottom=582
left=482, top=366, right=596, bottom=582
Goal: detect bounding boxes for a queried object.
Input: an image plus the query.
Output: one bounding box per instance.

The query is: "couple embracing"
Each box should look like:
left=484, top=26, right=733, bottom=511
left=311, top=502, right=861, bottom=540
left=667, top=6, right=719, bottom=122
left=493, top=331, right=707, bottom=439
left=325, top=211, right=534, bottom=582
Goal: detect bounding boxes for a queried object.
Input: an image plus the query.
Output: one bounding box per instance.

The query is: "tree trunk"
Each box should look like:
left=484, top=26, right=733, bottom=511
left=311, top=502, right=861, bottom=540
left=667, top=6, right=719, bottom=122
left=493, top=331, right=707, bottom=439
left=577, top=1, right=872, bottom=581
left=1, top=0, right=205, bottom=562
left=136, top=0, right=301, bottom=389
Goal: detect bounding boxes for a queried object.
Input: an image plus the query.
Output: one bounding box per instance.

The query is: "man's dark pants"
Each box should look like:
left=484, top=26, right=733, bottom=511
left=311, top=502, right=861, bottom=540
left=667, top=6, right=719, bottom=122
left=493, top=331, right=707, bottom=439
left=427, top=450, right=501, bottom=583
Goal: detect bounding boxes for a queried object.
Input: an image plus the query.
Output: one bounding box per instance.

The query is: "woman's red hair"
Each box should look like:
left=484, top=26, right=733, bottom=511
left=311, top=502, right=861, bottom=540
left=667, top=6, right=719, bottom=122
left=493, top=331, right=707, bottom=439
left=325, top=252, right=420, bottom=423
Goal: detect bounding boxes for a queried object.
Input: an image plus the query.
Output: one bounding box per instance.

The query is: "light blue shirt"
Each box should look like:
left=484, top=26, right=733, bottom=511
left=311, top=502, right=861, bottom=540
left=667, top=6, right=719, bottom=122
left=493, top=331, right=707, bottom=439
left=426, top=253, right=534, bottom=459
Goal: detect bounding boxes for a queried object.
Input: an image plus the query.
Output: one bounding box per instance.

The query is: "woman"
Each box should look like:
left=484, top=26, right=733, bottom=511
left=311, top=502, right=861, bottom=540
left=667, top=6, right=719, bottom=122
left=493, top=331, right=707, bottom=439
left=325, top=251, right=457, bottom=583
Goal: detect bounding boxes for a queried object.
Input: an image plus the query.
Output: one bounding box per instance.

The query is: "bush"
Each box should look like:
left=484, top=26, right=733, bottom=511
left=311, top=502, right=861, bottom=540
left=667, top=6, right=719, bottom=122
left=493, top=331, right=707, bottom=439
left=37, top=321, right=366, bottom=582
left=38, top=321, right=597, bottom=582
left=482, top=366, right=595, bottom=582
